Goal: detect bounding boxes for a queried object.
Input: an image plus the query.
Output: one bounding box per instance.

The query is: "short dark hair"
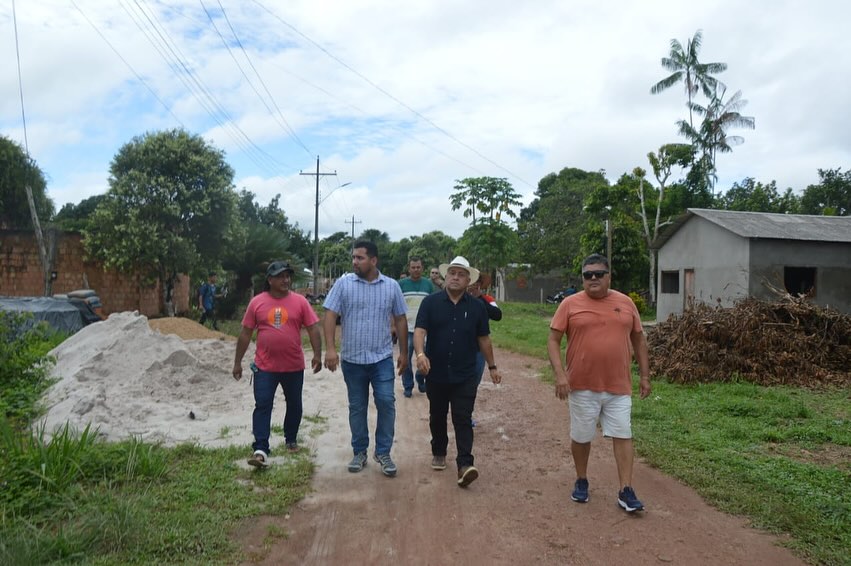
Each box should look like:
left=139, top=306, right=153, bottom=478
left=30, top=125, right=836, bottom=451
left=354, top=240, right=378, bottom=258
left=408, top=255, right=423, bottom=265
left=581, top=253, right=609, bottom=270
left=208, top=271, right=217, bottom=277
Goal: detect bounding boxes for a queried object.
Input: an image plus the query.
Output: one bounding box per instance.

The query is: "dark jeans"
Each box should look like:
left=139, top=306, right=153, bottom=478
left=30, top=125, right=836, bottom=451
left=427, top=375, right=479, bottom=469
left=199, top=308, right=218, bottom=330
left=251, top=369, right=304, bottom=454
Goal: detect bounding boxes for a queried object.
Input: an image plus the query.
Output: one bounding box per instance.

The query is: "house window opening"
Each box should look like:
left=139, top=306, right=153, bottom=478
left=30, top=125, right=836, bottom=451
left=784, top=267, right=816, bottom=296
left=661, top=271, right=679, bottom=294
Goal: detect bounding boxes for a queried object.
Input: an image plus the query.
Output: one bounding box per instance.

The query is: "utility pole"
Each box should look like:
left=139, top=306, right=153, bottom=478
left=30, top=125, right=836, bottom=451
left=345, top=215, right=362, bottom=255
left=605, top=205, right=613, bottom=273
left=300, top=156, right=336, bottom=294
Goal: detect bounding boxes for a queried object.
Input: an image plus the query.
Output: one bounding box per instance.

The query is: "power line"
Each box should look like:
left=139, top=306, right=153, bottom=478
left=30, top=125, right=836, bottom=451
left=71, top=0, right=184, bottom=126
left=202, top=0, right=312, bottom=157
left=118, top=0, right=287, bottom=174
left=251, top=0, right=532, bottom=188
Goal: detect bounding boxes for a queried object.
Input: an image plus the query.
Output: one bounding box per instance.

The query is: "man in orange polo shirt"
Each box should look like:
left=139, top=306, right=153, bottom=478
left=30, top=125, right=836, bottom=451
left=547, top=253, right=651, bottom=512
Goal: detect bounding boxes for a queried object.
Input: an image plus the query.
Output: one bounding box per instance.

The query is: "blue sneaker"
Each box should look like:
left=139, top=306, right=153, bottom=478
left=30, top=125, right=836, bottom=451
left=403, top=390, right=413, bottom=398
left=571, top=478, right=589, bottom=503
left=617, top=486, right=644, bottom=512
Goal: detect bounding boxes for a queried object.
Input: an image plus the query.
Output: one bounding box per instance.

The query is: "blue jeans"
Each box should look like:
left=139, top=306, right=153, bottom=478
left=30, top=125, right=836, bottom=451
left=475, top=352, right=485, bottom=387
left=401, top=331, right=426, bottom=394
left=341, top=357, right=396, bottom=455
left=252, top=369, right=304, bottom=454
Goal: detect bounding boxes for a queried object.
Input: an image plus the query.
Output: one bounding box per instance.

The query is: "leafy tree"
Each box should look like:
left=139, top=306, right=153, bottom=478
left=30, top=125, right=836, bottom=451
left=717, top=178, right=800, bottom=213
left=235, top=189, right=311, bottom=260
left=399, top=231, right=458, bottom=272
left=800, top=168, right=851, bottom=216
left=0, top=136, right=54, bottom=230
left=449, top=177, right=523, bottom=225
left=517, top=168, right=608, bottom=274
left=581, top=174, right=648, bottom=292
left=456, top=220, right=518, bottom=286
left=53, top=194, right=107, bottom=232
left=651, top=30, right=727, bottom=129
left=221, top=223, right=296, bottom=308
left=83, top=129, right=236, bottom=314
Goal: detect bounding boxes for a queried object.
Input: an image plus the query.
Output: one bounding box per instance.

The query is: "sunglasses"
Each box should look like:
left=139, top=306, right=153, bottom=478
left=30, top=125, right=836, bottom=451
left=582, top=270, right=609, bottom=280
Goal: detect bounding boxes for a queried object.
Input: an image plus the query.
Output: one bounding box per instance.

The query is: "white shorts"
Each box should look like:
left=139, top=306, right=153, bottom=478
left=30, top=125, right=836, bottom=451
left=568, top=390, right=632, bottom=443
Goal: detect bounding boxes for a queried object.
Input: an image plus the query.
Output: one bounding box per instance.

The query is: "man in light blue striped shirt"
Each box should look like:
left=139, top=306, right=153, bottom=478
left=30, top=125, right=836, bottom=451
left=323, top=241, right=408, bottom=477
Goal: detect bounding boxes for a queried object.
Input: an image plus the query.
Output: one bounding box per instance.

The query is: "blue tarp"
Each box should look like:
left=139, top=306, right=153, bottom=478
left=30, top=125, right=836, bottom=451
left=0, top=296, right=85, bottom=335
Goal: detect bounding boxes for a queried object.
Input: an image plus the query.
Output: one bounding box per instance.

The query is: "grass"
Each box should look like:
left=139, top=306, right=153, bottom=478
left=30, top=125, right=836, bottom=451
left=0, top=420, right=313, bottom=565
left=489, top=302, right=850, bottom=566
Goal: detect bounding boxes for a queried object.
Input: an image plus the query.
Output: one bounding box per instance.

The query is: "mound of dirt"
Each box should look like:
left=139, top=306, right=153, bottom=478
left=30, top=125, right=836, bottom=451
left=148, top=316, right=235, bottom=341
left=647, top=295, right=851, bottom=388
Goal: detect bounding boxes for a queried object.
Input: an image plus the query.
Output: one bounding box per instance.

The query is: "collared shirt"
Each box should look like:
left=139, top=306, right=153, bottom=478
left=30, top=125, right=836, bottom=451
left=415, top=291, right=490, bottom=383
left=323, top=271, right=407, bottom=364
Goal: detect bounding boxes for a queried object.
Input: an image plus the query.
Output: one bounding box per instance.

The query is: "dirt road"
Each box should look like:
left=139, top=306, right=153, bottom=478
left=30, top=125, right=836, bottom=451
left=237, top=347, right=805, bottom=566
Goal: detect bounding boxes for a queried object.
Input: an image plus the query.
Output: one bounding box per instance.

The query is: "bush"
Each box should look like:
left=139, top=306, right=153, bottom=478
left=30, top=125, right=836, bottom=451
left=629, top=292, right=647, bottom=315
left=0, top=311, right=65, bottom=424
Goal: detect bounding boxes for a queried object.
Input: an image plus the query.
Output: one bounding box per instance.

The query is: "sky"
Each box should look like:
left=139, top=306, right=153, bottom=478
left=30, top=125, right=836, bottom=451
left=1, top=1, right=849, bottom=241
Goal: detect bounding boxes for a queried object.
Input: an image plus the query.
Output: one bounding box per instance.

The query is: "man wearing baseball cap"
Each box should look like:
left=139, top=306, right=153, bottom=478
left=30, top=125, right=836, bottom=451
left=233, top=260, right=322, bottom=468
left=413, top=256, right=501, bottom=488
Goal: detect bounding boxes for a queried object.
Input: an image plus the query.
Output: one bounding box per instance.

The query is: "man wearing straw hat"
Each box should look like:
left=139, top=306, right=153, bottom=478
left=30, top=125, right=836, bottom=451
left=413, top=256, right=501, bottom=488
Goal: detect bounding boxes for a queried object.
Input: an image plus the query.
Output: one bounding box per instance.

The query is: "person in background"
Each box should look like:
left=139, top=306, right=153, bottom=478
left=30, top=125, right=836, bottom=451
left=467, top=278, right=502, bottom=384
left=323, top=241, right=408, bottom=477
left=233, top=261, right=322, bottom=468
left=398, top=256, right=434, bottom=397
left=429, top=267, right=445, bottom=290
left=414, top=256, right=501, bottom=488
left=546, top=253, right=651, bottom=513
left=198, top=271, right=223, bottom=330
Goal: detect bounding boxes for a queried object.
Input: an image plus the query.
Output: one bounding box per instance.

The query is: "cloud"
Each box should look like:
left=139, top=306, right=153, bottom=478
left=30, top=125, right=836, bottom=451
left=1, top=0, right=849, bottom=241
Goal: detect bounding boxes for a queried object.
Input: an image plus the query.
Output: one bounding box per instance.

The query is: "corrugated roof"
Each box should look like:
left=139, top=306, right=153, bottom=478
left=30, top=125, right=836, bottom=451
left=652, top=209, right=851, bottom=249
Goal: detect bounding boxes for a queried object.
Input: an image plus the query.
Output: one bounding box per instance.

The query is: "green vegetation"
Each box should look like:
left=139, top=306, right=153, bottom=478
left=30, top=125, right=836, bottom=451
left=489, top=303, right=850, bottom=566
left=0, top=316, right=313, bottom=565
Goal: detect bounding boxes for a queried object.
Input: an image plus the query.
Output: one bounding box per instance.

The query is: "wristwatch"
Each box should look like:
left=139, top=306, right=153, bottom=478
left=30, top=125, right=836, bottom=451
left=488, top=365, right=497, bottom=370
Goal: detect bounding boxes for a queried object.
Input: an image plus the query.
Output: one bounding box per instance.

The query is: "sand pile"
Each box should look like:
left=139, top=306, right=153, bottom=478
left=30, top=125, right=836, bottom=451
left=41, top=311, right=258, bottom=446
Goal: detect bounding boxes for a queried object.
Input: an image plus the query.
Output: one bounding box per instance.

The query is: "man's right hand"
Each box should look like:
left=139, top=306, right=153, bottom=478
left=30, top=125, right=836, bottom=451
left=555, top=375, right=570, bottom=400
left=324, top=350, right=339, bottom=372
left=232, top=364, right=243, bottom=381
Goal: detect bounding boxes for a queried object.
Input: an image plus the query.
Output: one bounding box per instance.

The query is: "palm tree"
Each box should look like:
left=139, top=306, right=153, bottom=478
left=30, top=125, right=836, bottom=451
left=651, top=30, right=728, bottom=129
left=677, top=87, right=755, bottom=193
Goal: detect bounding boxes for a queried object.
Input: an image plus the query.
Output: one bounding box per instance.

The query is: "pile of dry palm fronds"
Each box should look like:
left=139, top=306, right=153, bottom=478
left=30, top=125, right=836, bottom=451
left=647, top=295, right=851, bottom=388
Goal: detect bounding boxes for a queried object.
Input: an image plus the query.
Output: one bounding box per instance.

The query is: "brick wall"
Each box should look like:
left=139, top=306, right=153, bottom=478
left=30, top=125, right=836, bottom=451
left=0, top=229, right=190, bottom=317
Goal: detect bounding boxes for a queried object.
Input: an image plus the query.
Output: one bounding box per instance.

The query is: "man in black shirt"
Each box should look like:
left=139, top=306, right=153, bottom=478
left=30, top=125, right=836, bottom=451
left=414, top=256, right=501, bottom=487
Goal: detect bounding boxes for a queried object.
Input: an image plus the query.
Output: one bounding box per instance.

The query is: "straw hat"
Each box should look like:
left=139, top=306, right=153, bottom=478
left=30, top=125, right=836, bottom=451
left=438, top=256, right=480, bottom=285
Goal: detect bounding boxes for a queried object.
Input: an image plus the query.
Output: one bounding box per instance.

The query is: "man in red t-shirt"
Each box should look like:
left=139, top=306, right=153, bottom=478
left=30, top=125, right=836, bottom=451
left=547, top=253, right=651, bottom=512
left=233, top=261, right=322, bottom=467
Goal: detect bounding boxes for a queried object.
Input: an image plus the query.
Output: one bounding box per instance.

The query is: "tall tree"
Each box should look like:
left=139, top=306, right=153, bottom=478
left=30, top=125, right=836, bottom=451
left=84, top=129, right=236, bottom=314
left=582, top=175, right=647, bottom=292
left=800, top=168, right=851, bottom=216
left=678, top=87, right=755, bottom=193
left=651, top=30, right=728, bottom=129
left=450, top=177, right=522, bottom=298
left=518, top=168, right=607, bottom=274
left=449, top=177, right=523, bottom=225
left=640, top=144, right=693, bottom=304
left=0, top=136, right=54, bottom=230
